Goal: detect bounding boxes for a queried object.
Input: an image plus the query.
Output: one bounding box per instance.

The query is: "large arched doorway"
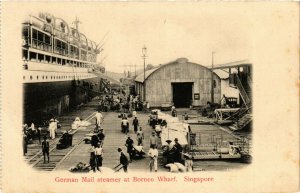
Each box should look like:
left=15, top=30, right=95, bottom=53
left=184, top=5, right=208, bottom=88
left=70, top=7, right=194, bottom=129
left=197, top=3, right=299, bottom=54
left=172, top=82, right=193, bottom=108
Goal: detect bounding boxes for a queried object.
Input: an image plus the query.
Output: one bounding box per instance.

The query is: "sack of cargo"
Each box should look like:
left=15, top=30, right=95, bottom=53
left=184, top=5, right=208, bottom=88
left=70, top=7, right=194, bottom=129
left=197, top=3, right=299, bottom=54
left=216, top=147, right=229, bottom=154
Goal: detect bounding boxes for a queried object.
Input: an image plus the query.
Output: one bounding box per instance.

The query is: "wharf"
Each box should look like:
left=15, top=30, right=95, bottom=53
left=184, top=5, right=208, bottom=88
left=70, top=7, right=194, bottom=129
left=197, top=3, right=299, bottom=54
left=25, top=100, right=250, bottom=172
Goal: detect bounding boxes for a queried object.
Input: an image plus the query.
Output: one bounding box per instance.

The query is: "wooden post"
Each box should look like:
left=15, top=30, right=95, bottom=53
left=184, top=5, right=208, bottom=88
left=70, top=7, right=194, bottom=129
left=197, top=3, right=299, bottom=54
left=211, top=52, right=215, bottom=103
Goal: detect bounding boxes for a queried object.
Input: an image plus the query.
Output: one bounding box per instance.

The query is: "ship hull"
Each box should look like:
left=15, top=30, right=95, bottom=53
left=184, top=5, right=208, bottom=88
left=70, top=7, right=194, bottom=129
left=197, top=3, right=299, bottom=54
left=23, top=76, right=102, bottom=124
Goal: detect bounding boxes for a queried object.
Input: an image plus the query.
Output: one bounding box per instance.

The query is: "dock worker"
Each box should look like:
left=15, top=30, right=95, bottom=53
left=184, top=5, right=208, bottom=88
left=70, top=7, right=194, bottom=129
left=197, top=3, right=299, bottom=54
left=91, top=133, right=100, bottom=148
left=173, top=138, right=183, bottom=163
left=95, top=110, right=103, bottom=128
left=121, top=117, right=129, bottom=134
left=49, top=119, right=56, bottom=139
left=132, top=110, right=137, bottom=117
left=42, top=136, right=50, bottom=163
left=89, top=146, right=97, bottom=172
left=149, top=131, right=158, bottom=148
left=54, top=117, right=59, bottom=131
left=136, top=127, right=144, bottom=146
left=148, top=144, right=158, bottom=172
left=118, top=148, right=129, bottom=173
left=97, top=129, right=105, bottom=146
left=37, top=127, right=42, bottom=144
left=183, top=153, right=194, bottom=172
left=132, top=117, right=139, bottom=133
left=95, top=142, right=103, bottom=172
left=163, top=139, right=175, bottom=164
left=125, top=136, right=134, bottom=162
left=30, top=123, right=36, bottom=135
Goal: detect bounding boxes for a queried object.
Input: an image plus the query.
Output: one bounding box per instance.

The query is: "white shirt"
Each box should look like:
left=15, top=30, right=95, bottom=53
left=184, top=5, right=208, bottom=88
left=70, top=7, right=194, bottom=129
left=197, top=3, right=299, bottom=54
left=95, top=147, right=103, bottom=156
left=95, top=112, right=103, bottom=120
left=121, top=119, right=129, bottom=126
left=49, top=122, right=56, bottom=131
left=148, top=148, right=158, bottom=158
left=132, top=111, right=137, bottom=117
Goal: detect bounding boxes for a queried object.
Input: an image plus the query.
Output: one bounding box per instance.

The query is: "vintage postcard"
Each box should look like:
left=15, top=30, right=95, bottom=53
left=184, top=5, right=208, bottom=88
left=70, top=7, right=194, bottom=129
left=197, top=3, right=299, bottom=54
left=0, top=1, right=299, bottom=193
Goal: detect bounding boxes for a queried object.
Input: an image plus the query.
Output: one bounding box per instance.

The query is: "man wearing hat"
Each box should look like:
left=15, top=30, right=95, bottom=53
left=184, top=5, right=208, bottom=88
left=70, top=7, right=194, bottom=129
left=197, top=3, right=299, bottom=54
left=163, top=139, right=174, bottom=164
left=118, top=148, right=129, bottom=172
left=173, top=138, right=183, bottom=163
left=42, top=136, right=50, bottom=163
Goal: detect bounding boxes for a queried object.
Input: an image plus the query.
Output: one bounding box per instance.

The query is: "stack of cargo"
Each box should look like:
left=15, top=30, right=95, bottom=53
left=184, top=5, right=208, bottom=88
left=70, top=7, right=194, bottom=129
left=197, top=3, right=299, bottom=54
left=156, top=110, right=189, bottom=146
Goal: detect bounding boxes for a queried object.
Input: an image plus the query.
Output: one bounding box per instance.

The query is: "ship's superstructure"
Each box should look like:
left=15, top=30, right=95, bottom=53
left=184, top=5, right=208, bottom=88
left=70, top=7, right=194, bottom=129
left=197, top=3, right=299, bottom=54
left=22, top=13, right=105, bottom=124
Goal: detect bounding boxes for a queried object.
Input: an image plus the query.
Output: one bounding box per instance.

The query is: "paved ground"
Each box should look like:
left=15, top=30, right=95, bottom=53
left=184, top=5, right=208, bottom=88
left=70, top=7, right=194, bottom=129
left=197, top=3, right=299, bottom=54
left=25, top=99, right=251, bottom=172
left=55, top=107, right=250, bottom=172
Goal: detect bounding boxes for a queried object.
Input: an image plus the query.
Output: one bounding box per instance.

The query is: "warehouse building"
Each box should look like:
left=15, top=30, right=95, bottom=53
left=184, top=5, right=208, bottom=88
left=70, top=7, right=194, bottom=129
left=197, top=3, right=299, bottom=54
left=135, top=58, right=221, bottom=108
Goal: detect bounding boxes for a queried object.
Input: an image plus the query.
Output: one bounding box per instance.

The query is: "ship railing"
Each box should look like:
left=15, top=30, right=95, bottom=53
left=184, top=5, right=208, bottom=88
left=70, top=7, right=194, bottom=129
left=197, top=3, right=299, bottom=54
left=69, top=52, right=79, bottom=59
left=54, top=47, right=67, bottom=56
left=32, top=39, right=52, bottom=52
left=81, top=55, right=87, bottom=61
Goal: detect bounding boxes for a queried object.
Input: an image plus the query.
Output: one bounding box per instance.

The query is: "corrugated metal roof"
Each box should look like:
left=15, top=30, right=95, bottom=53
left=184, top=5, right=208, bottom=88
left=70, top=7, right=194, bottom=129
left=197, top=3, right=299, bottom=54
left=134, top=67, right=160, bottom=83
left=135, top=58, right=221, bottom=83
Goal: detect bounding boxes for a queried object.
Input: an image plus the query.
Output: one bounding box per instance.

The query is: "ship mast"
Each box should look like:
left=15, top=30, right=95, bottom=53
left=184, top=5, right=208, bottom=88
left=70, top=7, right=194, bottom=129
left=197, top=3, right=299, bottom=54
left=72, top=16, right=81, bottom=31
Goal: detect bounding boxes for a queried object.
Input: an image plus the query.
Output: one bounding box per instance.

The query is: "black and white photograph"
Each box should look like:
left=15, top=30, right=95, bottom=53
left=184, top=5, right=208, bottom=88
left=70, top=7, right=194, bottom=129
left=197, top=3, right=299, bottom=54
left=1, top=2, right=299, bottom=193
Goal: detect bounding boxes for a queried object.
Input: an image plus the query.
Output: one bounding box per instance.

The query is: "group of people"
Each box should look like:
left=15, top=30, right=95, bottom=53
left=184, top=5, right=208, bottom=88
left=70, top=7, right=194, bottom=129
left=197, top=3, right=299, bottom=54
left=23, top=123, right=41, bottom=156
left=23, top=117, right=60, bottom=156
left=163, top=138, right=183, bottom=164
left=89, top=127, right=105, bottom=172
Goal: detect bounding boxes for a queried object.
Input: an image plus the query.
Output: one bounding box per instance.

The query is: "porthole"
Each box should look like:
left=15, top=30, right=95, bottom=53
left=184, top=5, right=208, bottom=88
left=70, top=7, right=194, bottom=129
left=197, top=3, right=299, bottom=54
left=46, top=76, right=48, bottom=79
left=37, top=76, right=39, bottom=79
left=30, top=76, right=32, bottom=80
left=23, top=76, right=25, bottom=80
left=51, top=76, right=52, bottom=79
left=42, top=76, right=44, bottom=79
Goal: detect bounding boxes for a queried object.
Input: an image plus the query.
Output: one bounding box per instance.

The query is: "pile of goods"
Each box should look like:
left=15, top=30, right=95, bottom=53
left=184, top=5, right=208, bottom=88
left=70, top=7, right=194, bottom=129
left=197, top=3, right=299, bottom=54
left=69, top=162, right=90, bottom=173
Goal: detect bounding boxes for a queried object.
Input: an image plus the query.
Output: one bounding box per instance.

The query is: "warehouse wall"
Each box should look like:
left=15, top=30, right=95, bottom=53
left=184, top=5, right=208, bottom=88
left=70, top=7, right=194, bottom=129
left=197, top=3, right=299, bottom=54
left=143, top=60, right=221, bottom=107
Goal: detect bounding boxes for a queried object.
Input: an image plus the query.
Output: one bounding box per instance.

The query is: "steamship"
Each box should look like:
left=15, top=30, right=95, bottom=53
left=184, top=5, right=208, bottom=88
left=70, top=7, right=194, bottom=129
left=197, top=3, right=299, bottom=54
left=22, top=13, right=105, bottom=124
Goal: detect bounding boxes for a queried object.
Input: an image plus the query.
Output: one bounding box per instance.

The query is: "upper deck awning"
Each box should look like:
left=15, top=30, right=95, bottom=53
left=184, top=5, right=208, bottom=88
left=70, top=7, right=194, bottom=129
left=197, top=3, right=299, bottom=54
left=211, top=60, right=252, bottom=70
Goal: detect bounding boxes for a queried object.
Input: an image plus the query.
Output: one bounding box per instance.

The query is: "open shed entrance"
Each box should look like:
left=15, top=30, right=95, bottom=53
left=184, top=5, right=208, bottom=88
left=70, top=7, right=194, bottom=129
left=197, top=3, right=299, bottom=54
left=172, top=82, right=193, bottom=108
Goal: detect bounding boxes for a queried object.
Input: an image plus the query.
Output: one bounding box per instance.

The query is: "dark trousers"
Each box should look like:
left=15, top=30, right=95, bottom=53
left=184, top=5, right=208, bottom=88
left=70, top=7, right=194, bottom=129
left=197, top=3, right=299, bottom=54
left=122, top=165, right=128, bottom=172
left=96, top=155, right=102, bottom=170
left=43, top=151, right=49, bottom=163
left=127, top=149, right=133, bottom=161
